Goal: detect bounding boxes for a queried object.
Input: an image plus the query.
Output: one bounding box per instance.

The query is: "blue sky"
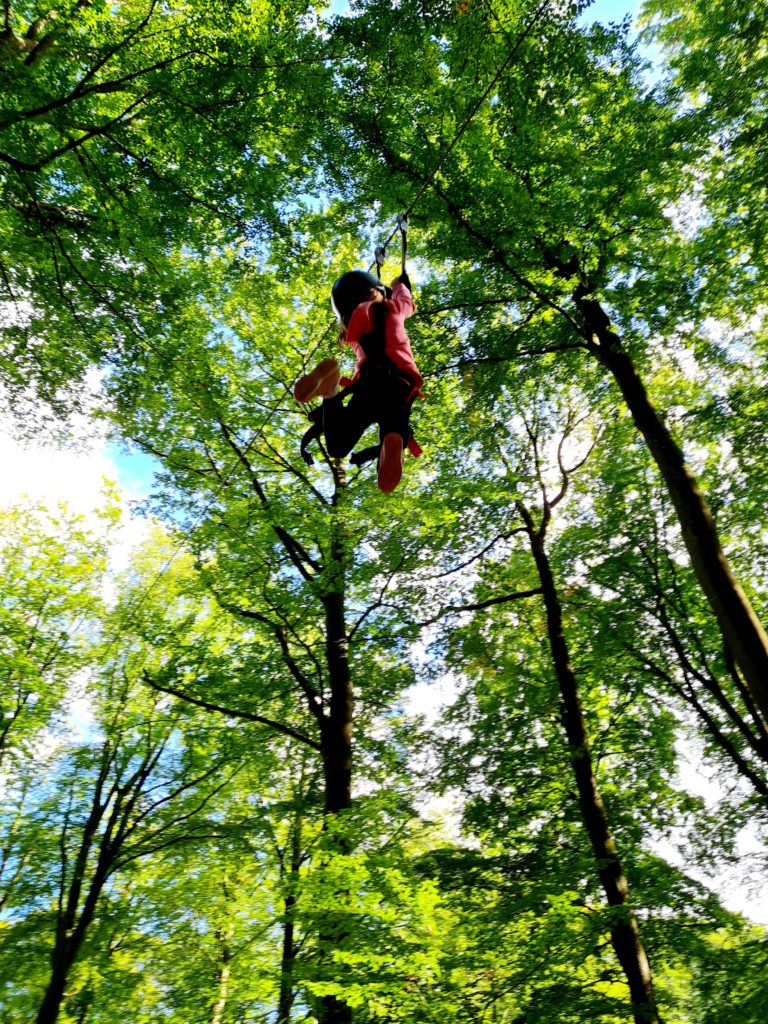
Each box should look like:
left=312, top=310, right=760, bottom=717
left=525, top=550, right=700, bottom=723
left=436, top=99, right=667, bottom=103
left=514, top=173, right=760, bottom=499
left=581, top=0, right=641, bottom=24
left=107, top=441, right=158, bottom=501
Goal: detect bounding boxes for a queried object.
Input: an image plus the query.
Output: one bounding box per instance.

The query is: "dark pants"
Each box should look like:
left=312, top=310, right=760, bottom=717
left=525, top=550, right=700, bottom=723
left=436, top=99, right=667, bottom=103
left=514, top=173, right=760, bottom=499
left=322, top=369, right=413, bottom=461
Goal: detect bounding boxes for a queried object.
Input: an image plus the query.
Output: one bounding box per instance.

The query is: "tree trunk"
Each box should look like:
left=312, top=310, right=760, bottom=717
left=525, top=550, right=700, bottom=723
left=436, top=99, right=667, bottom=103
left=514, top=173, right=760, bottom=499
left=523, top=510, right=661, bottom=1024
left=276, top=896, right=297, bottom=1024
left=316, top=499, right=354, bottom=1024
left=210, top=923, right=235, bottom=1024
left=35, top=962, right=71, bottom=1024
left=322, top=584, right=353, bottom=818
left=36, top=859, right=110, bottom=1024
left=576, top=290, right=768, bottom=726
left=276, top=806, right=304, bottom=1024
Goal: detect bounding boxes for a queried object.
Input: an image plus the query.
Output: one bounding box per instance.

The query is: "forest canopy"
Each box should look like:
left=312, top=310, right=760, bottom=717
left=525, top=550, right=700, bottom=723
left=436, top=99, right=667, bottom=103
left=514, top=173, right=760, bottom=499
left=1, top=0, right=768, bottom=1022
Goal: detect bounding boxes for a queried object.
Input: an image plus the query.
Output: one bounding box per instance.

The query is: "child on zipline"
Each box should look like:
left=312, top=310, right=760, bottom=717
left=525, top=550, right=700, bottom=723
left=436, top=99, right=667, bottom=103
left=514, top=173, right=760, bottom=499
left=293, top=269, right=423, bottom=493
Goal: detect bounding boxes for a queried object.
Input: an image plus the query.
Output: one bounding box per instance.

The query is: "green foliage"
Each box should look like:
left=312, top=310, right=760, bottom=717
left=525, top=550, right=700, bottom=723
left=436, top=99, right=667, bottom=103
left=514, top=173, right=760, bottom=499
left=3, top=0, right=768, bottom=1021
left=0, top=497, right=114, bottom=765
left=0, top=0, right=326, bottom=414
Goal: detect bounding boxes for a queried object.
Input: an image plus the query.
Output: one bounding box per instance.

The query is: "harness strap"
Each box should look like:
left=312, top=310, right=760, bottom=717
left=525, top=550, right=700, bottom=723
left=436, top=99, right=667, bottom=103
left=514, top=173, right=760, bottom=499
left=300, top=384, right=423, bottom=467
left=372, top=213, right=408, bottom=284
left=397, top=213, right=408, bottom=276
left=374, top=245, right=386, bottom=284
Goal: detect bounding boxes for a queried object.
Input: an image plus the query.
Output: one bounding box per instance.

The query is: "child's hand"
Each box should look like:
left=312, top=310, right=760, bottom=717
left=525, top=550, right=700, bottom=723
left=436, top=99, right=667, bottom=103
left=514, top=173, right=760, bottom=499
left=390, top=272, right=411, bottom=291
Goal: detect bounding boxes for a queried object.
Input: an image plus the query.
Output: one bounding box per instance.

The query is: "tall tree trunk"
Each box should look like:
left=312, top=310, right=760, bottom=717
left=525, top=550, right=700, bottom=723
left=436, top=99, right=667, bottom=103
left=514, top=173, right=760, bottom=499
left=277, top=804, right=304, bottom=1024
left=35, top=962, right=71, bottom=1024
left=322, top=584, right=353, bottom=818
left=276, top=896, right=297, bottom=1024
left=36, top=862, right=110, bottom=1024
left=210, top=923, right=235, bottom=1024
left=521, top=506, right=661, bottom=1024
left=576, top=289, right=768, bottom=725
left=316, top=486, right=354, bottom=1024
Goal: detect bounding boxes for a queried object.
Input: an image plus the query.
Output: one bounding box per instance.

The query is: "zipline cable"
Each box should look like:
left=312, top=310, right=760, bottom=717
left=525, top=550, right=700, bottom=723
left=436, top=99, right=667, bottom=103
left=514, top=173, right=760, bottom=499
left=369, top=0, right=553, bottom=272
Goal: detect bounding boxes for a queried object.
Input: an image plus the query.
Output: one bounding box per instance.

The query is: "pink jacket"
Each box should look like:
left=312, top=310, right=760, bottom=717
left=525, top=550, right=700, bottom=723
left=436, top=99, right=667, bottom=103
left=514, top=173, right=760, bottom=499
left=344, top=283, right=423, bottom=389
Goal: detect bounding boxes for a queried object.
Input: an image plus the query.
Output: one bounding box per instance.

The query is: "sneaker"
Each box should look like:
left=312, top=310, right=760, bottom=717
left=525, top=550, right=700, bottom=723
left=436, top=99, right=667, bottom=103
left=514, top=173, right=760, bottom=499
left=293, top=358, right=340, bottom=402
left=377, top=433, right=404, bottom=493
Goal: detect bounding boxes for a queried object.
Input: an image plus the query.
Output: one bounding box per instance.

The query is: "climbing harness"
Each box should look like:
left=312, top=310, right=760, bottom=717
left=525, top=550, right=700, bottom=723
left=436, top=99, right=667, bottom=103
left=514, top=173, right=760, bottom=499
left=299, top=382, right=422, bottom=468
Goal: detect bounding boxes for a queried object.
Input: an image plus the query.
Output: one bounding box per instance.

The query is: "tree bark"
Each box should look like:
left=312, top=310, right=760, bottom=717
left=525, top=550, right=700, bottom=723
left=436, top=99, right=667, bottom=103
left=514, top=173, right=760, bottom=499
left=316, top=493, right=354, bottom=1024
left=36, top=755, right=112, bottom=1024
left=521, top=506, right=661, bottom=1024
left=276, top=807, right=303, bottom=1024
left=321, top=582, right=353, bottom=818
left=37, top=864, right=108, bottom=1024
left=576, top=289, right=768, bottom=727
left=210, top=923, right=235, bottom=1024
left=276, top=902, right=296, bottom=1024
left=35, top=963, right=71, bottom=1024
left=37, top=853, right=114, bottom=1024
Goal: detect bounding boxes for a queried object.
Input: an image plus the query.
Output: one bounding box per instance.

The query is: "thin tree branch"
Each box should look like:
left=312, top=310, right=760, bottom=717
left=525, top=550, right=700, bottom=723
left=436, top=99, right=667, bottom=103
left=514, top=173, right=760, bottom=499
left=412, top=587, right=543, bottom=628
left=625, top=643, right=768, bottom=798
left=215, top=598, right=325, bottom=723
left=142, top=673, right=321, bottom=750
left=216, top=418, right=321, bottom=580
left=425, top=343, right=585, bottom=377
left=0, top=93, right=151, bottom=172
left=348, top=556, right=406, bottom=643
left=254, top=432, right=329, bottom=506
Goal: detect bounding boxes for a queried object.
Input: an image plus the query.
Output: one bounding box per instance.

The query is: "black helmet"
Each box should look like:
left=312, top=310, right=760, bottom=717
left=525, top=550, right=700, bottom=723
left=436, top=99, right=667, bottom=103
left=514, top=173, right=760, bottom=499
left=331, top=270, right=389, bottom=320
